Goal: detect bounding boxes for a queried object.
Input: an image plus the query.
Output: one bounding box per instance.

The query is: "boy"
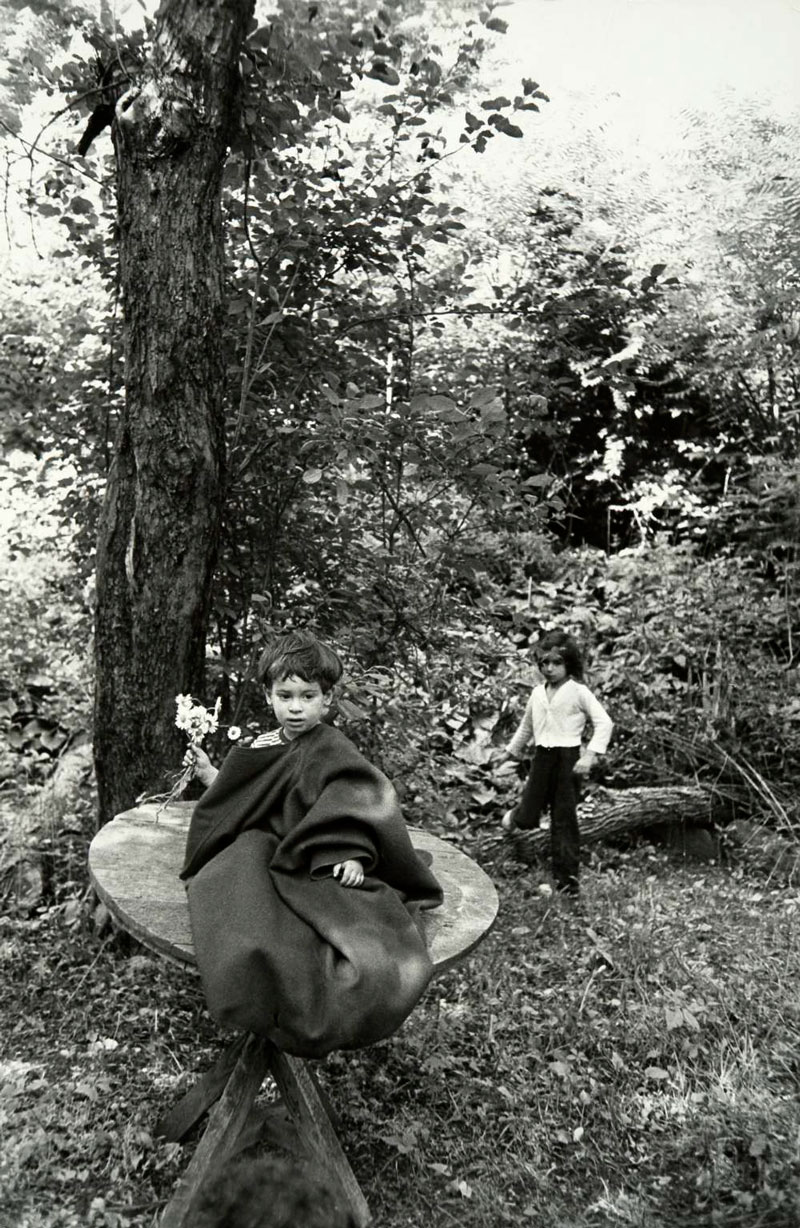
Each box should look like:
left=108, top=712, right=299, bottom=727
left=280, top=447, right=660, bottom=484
left=181, top=631, right=442, bottom=1058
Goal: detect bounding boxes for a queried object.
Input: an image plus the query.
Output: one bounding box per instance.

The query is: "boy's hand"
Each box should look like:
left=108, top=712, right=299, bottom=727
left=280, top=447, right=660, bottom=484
left=183, top=745, right=218, bottom=787
left=333, top=859, right=364, bottom=888
left=573, top=751, right=597, bottom=778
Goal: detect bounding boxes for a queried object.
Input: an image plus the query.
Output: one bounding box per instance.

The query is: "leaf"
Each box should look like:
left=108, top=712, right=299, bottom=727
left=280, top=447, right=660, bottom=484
left=488, top=114, right=524, bottom=138
left=468, top=386, right=498, bottom=408
left=367, top=61, right=400, bottom=86
left=485, top=17, right=508, bottom=33
left=26, top=675, right=55, bottom=689
left=645, top=1066, right=669, bottom=1080
left=39, top=729, right=67, bottom=751
left=665, top=1006, right=682, bottom=1031
left=480, top=96, right=511, bottom=111
left=302, top=467, right=323, bottom=483
left=409, top=393, right=460, bottom=419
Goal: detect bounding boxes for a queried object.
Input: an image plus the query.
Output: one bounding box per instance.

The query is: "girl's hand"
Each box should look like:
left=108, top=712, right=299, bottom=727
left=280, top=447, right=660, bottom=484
left=573, top=751, right=597, bottom=778
left=183, top=745, right=218, bottom=787
left=493, top=755, right=521, bottom=777
left=333, top=859, right=364, bottom=888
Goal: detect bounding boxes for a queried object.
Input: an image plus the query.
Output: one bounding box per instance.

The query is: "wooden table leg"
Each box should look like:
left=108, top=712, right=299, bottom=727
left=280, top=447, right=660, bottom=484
left=159, top=1033, right=272, bottom=1228
left=155, top=1036, right=246, bottom=1142
left=267, top=1047, right=371, bottom=1228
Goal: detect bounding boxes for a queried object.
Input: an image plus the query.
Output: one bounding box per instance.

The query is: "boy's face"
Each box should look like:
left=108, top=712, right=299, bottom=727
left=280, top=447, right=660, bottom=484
left=268, top=674, right=331, bottom=739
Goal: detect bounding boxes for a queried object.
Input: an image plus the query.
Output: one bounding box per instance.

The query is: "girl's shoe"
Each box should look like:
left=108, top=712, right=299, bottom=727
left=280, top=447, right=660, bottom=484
left=501, top=809, right=517, bottom=832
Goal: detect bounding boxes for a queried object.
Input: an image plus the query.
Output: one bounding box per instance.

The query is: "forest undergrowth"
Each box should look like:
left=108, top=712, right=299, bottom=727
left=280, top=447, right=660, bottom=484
left=1, top=810, right=799, bottom=1228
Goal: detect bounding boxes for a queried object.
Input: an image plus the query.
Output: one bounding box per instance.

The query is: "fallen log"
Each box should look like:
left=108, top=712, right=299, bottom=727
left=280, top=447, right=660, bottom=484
left=507, top=784, right=715, bottom=864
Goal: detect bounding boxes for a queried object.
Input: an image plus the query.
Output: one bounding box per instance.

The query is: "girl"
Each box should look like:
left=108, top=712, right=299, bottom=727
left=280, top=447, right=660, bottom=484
left=500, top=630, right=613, bottom=894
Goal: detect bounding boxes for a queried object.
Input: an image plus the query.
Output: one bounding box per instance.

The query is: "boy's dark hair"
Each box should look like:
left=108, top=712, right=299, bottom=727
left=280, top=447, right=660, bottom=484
left=194, top=1153, right=357, bottom=1228
left=537, top=630, right=584, bottom=681
left=258, top=630, right=343, bottom=693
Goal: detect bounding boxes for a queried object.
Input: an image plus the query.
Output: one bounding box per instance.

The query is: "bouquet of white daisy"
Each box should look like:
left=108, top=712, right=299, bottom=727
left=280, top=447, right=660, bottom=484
left=175, top=693, right=222, bottom=745
left=140, top=694, right=240, bottom=817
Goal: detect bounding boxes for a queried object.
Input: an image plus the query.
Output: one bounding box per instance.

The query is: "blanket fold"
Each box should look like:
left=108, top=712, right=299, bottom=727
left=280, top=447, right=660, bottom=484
left=181, top=723, right=443, bottom=1057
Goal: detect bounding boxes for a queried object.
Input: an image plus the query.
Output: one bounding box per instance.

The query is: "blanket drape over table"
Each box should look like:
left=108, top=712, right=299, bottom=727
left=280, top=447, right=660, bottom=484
left=180, top=724, right=443, bottom=1057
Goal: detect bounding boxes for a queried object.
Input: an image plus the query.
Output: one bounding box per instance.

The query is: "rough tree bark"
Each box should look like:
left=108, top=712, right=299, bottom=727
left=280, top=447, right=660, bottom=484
left=94, top=0, right=255, bottom=824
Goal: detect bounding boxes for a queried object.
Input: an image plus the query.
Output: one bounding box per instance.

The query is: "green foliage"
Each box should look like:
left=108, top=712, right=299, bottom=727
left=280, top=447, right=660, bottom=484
left=0, top=452, right=92, bottom=781
left=320, top=538, right=800, bottom=834
left=3, top=0, right=800, bottom=839
left=193, top=1, right=557, bottom=681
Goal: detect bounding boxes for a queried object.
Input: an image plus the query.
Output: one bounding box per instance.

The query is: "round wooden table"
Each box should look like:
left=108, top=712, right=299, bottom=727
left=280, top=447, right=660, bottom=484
left=89, top=802, right=498, bottom=1228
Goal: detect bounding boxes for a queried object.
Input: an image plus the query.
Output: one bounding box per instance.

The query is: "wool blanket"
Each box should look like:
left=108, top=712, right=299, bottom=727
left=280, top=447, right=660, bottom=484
left=180, top=723, right=443, bottom=1057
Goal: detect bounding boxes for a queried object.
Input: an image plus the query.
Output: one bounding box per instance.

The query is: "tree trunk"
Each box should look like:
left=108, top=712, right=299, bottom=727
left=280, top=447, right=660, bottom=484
left=94, top=0, right=255, bottom=824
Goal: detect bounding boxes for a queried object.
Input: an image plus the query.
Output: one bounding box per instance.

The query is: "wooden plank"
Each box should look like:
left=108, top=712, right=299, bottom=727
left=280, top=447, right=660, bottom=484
left=158, top=1033, right=272, bottom=1228
left=267, top=1047, right=372, bottom=1228
left=155, top=1037, right=245, bottom=1142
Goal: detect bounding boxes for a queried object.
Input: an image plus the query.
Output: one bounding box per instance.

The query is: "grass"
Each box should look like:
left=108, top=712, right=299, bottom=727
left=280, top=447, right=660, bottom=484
left=2, top=822, right=800, bottom=1228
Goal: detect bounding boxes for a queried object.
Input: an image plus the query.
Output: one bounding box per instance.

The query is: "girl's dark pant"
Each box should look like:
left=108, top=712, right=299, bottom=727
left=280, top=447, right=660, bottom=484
left=515, top=746, right=581, bottom=893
